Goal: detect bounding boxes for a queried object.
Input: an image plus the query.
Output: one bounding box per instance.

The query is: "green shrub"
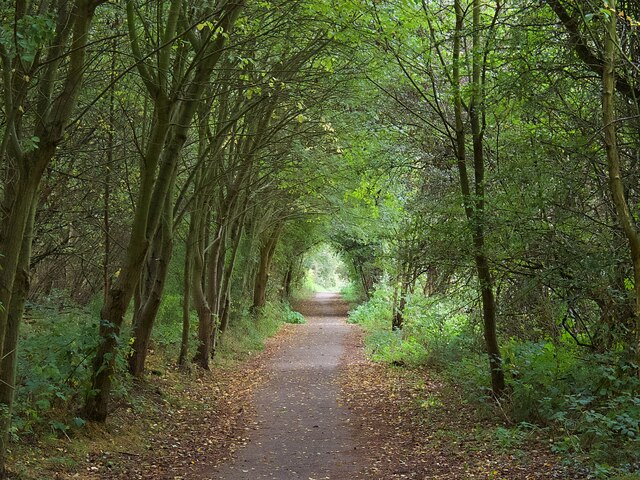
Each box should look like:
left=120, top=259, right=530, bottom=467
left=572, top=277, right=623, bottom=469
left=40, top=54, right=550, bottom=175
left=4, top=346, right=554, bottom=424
left=283, top=303, right=306, bottom=324
left=347, top=283, right=392, bottom=326
left=150, top=312, right=199, bottom=362
left=216, top=300, right=286, bottom=362
left=157, top=294, right=182, bottom=324
left=351, top=283, right=640, bottom=477
left=16, top=302, right=130, bottom=438
left=502, top=340, right=583, bottom=422
left=340, top=282, right=365, bottom=304
left=494, top=422, right=538, bottom=451
left=348, top=285, right=478, bottom=368
left=444, top=340, right=640, bottom=476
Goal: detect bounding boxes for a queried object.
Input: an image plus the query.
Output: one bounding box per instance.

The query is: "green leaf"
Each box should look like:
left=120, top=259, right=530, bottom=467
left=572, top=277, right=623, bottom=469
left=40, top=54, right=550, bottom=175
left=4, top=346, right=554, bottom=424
left=72, top=417, right=86, bottom=428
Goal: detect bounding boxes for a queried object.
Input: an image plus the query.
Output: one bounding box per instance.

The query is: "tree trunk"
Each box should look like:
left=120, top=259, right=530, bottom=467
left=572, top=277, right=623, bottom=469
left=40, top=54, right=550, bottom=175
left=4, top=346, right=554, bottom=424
left=218, top=216, right=245, bottom=336
left=282, top=262, right=294, bottom=300
left=252, top=225, right=282, bottom=312
left=0, top=200, right=35, bottom=474
left=392, top=287, right=406, bottom=330
left=241, top=219, right=260, bottom=296
left=84, top=104, right=172, bottom=422
left=452, top=0, right=505, bottom=397
left=392, top=269, right=408, bottom=330
left=178, top=234, right=192, bottom=367
left=191, top=200, right=213, bottom=369
left=0, top=2, right=102, bottom=453
left=424, top=265, right=437, bottom=296
left=128, top=198, right=174, bottom=377
left=206, top=226, right=226, bottom=358
left=470, top=0, right=504, bottom=397
left=103, top=35, right=116, bottom=301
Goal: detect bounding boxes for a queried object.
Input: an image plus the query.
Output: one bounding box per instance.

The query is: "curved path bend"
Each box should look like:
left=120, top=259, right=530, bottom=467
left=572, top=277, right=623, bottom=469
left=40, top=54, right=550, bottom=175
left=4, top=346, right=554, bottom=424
left=209, top=292, right=363, bottom=479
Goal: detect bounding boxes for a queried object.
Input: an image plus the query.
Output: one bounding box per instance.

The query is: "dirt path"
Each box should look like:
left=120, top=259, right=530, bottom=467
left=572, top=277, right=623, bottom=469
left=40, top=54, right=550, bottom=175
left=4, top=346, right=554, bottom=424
left=206, top=292, right=364, bottom=479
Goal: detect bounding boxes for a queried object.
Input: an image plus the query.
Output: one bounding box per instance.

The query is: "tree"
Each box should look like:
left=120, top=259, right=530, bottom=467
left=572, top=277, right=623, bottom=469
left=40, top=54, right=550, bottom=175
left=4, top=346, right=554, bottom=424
left=365, top=0, right=506, bottom=396
left=84, top=0, right=244, bottom=422
left=548, top=0, right=640, bottom=361
left=0, top=1, right=106, bottom=473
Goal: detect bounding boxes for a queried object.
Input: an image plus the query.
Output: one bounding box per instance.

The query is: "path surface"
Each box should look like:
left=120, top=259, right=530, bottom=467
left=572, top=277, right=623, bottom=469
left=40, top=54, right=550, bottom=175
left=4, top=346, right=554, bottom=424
left=208, top=292, right=363, bottom=479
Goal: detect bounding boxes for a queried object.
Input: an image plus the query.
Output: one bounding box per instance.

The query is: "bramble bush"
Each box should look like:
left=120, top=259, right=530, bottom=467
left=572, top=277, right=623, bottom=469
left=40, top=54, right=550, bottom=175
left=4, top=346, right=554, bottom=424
left=503, top=342, right=640, bottom=475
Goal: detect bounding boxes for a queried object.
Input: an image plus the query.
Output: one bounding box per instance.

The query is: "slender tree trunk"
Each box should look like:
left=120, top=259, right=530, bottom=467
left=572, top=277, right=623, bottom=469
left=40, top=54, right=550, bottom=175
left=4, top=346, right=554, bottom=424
left=354, top=263, right=370, bottom=300
left=219, top=217, right=245, bottom=336
left=252, top=225, right=282, bottom=312
left=239, top=211, right=262, bottom=297
left=128, top=197, right=174, bottom=377
left=103, top=34, right=116, bottom=301
left=0, top=156, right=52, bottom=474
left=212, top=224, right=229, bottom=320
left=0, top=175, right=41, bottom=359
left=452, top=0, right=504, bottom=397
left=424, top=265, right=437, bottom=296
left=470, top=0, right=504, bottom=397
left=282, top=262, right=294, bottom=300
left=103, top=162, right=112, bottom=301
left=179, top=234, right=192, bottom=367
left=206, top=225, right=226, bottom=357
left=191, top=198, right=213, bottom=369
left=84, top=106, right=172, bottom=421
left=132, top=279, right=143, bottom=328
left=0, top=200, right=35, bottom=476
left=393, top=272, right=407, bottom=331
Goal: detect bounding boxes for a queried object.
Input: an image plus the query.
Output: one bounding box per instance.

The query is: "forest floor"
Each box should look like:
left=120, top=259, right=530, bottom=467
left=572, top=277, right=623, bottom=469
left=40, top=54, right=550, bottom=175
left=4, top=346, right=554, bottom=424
left=16, top=293, right=581, bottom=479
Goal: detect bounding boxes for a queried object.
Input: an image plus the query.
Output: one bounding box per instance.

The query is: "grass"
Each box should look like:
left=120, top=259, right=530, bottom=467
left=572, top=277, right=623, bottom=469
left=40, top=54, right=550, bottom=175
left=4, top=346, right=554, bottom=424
left=215, top=301, right=287, bottom=364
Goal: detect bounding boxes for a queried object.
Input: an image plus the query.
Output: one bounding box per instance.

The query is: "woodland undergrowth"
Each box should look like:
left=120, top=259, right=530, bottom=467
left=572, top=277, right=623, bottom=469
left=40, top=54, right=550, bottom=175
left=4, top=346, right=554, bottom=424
left=10, top=291, right=296, bottom=477
left=348, top=284, right=640, bottom=479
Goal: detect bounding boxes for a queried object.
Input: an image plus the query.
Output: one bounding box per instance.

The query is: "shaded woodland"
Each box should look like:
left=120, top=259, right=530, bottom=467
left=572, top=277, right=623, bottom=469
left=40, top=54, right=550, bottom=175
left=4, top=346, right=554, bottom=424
left=1, top=0, right=640, bottom=477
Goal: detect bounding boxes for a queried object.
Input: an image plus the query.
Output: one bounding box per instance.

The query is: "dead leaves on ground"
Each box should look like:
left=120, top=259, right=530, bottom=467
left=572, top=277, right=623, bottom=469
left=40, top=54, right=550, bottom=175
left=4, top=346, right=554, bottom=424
left=21, top=328, right=296, bottom=480
left=340, top=358, right=579, bottom=480
left=75, top=365, right=262, bottom=480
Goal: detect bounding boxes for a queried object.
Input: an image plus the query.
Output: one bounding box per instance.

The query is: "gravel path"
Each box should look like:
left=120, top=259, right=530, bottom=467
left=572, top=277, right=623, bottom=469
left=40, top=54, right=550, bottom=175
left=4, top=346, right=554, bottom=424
left=208, top=292, right=363, bottom=479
